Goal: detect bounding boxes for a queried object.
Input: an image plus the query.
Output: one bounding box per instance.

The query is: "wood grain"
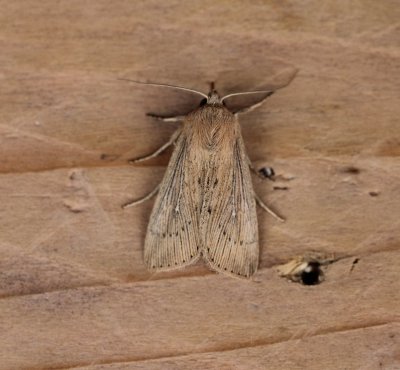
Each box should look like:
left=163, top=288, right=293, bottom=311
left=0, top=1, right=399, bottom=369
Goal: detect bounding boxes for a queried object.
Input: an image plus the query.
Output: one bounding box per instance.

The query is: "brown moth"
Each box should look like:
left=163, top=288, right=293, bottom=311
left=123, top=81, right=287, bottom=278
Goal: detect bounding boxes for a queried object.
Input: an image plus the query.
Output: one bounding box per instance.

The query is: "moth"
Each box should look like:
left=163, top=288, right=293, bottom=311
left=123, top=80, right=288, bottom=278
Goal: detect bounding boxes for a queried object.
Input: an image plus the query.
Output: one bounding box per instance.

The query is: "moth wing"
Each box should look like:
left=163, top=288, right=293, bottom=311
left=144, top=133, right=201, bottom=270
left=202, top=137, right=259, bottom=278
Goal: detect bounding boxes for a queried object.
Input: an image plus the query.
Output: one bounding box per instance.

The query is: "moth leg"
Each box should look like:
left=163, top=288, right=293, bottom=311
left=254, top=193, right=285, bottom=222
left=122, top=184, right=160, bottom=209
left=129, top=128, right=182, bottom=163
left=147, top=113, right=186, bottom=122
left=234, top=91, right=274, bottom=116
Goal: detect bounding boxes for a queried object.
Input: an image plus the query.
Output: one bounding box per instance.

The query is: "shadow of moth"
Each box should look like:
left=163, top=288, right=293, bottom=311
left=123, top=80, right=290, bottom=278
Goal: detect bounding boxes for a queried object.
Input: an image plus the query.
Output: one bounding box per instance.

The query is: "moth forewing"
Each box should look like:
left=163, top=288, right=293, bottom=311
left=143, top=130, right=201, bottom=270
left=200, top=116, right=259, bottom=278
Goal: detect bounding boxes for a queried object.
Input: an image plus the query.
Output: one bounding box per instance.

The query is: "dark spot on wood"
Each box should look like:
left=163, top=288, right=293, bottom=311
left=214, top=179, right=219, bottom=187
left=152, top=265, right=155, bottom=269
left=175, top=262, right=178, bottom=265
left=159, top=264, right=163, bottom=268
left=182, top=226, right=185, bottom=231
left=176, top=231, right=178, bottom=236
left=196, top=246, right=199, bottom=250
left=369, top=191, right=379, bottom=197
left=183, top=259, right=186, bottom=263
left=169, top=233, right=172, bottom=237
left=162, top=233, right=166, bottom=238
left=350, top=258, right=360, bottom=273
left=273, top=186, right=289, bottom=191
left=188, top=221, right=192, bottom=225
left=207, top=177, right=210, bottom=186
left=342, top=166, right=360, bottom=174
left=207, top=207, right=212, bottom=214
left=211, top=258, right=214, bottom=262
left=198, top=177, right=201, bottom=185
left=224, top=267, right=227, bottom=271
left=217, top=264, right=220, bottom=267
left=240, top=240, right=243, bottom=245
left=228, top=237, right=231, bottom=242
left=223, top=231, right=226, bottom=236
left=190, top=254, right=193, bottom=258
left=100, top=153, right=107, bottom=160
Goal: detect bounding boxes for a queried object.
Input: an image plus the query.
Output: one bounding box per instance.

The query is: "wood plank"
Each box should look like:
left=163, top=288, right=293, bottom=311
left=70, top=323, right=400, bottom=370
left=0, top=251, right=398, bottom=369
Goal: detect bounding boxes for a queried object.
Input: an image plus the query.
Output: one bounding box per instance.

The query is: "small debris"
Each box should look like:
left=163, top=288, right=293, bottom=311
left=258, top=166, right=275, bottom=179
left=276, top=252, right=339, bottom=285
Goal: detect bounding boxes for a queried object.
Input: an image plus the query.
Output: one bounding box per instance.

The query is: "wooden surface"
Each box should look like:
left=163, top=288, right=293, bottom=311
left=1, top=1, right=399, bottom=369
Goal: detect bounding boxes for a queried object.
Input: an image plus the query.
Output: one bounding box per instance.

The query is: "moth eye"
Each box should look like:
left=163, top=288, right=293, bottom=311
left=199, top=98, right=207, bottom=106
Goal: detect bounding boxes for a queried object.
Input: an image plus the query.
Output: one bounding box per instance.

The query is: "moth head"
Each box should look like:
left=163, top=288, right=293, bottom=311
left=206, top=89, right=223, bottom=106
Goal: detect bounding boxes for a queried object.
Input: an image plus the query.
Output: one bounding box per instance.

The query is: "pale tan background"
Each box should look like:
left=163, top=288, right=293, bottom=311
left=0, top=1, right=399, bottom=369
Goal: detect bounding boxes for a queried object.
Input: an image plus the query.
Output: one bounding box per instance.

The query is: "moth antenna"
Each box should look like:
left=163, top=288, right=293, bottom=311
left=117, top=78, right=208, bottom=99
left=221, top=70, right=298, bottom=102
left=221, top=90, right=275, bottom=102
